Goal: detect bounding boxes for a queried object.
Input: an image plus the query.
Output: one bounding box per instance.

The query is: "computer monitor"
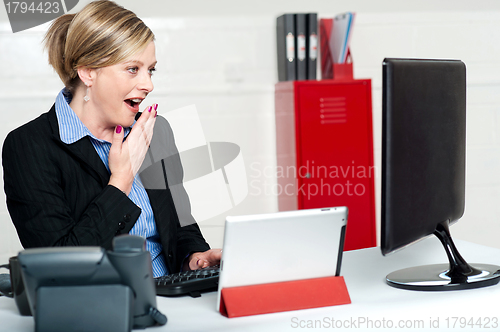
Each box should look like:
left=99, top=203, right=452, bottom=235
left=381, top=58, right=500, bottom=291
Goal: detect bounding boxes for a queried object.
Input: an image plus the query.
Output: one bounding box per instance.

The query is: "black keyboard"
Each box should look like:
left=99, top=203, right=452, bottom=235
left=154, top=266, right=220, bottom=298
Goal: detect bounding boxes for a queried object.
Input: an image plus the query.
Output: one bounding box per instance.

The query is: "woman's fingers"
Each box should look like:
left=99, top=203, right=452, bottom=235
left=109, top=125, right=124, bottom=159
left=108, top=104, right=157, bottom=192
left=144, top=108, right=157, bottom=143
left=135, top=105, right=153, bottom=126
left=130, top=104, right=156, bottom=140
left=112, top=125, right=124, bottom=145
left=108, top=124, right=133, bottom=194
left=188, top=249, right=222, bottom=270
left=127, top=104, right=157, bottom=174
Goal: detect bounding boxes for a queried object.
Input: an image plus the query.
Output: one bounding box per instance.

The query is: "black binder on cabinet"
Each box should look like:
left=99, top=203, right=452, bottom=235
left=277, top=14, right=296, bottom=81
left=295, top=14, right=307, bottom=81
left=307, top=13, right=318, bottom=80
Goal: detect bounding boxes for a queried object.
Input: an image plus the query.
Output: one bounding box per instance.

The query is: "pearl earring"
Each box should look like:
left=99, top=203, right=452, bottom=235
left=83, top=82, right=90, bottom=102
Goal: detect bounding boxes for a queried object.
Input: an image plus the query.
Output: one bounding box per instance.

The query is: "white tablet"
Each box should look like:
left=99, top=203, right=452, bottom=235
left=216, top=206, right=348, bottom=311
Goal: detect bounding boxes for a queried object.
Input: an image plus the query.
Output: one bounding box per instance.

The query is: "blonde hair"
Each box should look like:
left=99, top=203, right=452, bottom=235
left=43, top=0, right=154, bottom=92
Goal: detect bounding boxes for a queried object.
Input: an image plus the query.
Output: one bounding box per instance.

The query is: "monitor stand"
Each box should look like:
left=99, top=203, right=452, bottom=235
left=386, top=221, right=500, bottom=291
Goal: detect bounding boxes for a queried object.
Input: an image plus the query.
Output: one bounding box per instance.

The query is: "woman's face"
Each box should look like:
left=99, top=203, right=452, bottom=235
left=90, top=41, right=157, bottom=128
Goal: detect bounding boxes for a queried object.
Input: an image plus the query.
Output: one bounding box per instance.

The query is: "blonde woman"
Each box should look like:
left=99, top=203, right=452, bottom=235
left=2, top=0, right=220, bottom=277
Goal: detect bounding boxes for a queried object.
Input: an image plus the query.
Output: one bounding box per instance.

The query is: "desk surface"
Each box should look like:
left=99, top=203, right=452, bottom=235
left=1, top=238, right=499, bottom=332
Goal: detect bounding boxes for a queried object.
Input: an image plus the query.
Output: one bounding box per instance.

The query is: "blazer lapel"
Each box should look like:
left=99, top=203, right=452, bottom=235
left=47, top=105, right=110, bottom=187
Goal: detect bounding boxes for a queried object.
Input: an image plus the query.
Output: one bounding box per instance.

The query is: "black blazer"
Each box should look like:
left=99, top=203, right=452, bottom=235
left=2, top=105, right=209, bottom=273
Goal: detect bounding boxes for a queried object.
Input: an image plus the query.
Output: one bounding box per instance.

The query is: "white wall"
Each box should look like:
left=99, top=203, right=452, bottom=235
left=1, top=1, right=500, bottom=263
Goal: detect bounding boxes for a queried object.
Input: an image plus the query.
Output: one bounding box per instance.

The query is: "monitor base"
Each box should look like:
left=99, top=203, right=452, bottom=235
left=387, top=263, right=500, bottom=291
left=386, top=221, right=500, bottom=291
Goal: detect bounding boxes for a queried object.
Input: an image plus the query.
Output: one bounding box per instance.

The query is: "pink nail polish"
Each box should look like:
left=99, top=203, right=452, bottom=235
left=148, top=106, right=152, bottom=112
left=154, top=103, right=158, bottom=111
left=116, top=125, right=122, bottom=134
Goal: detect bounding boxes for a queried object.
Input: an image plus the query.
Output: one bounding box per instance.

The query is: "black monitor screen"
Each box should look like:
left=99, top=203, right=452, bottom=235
left=380, top=58, right=500, bottom=291
left=381, top=58, right=466, bottom=255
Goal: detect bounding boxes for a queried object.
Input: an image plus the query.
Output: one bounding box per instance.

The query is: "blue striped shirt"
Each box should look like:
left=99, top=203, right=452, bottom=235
left=55, top=88, right=168, bottom=277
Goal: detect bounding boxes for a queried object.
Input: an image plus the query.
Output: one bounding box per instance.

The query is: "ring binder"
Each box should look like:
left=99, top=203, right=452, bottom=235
left=277, top=14, right=296, bottom=81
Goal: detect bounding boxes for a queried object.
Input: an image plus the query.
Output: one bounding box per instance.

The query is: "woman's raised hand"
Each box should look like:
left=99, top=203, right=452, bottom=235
left=108, top=104, right=157, bottom=195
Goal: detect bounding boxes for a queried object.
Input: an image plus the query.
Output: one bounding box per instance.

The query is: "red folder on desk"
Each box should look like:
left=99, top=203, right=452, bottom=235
left=219, top=276, right=351, bottom=318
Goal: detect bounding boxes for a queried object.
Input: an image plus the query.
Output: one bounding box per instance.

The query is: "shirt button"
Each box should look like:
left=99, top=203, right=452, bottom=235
left=115, top=230, right=121, bottom=236
left=168, top=252, right=173, bottom=258
left=123, top=214, right=131, bottom=222
left=118, top=222, right=125, bottom=230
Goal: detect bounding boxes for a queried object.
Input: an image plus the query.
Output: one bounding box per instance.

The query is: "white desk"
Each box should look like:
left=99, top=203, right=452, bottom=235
left=1, top=238, right=499, bottom=332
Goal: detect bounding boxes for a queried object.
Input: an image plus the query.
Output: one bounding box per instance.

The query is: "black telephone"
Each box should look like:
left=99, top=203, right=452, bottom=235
left=11, top=235, right=166, bottom=332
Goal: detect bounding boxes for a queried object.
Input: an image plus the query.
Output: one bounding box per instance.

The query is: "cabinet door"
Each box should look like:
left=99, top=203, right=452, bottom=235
left=296, top=81, right=375, bottom=250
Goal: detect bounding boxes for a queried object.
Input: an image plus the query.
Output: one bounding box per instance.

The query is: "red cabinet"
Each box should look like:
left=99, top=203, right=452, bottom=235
left=275, top=79, right=376, bottom=251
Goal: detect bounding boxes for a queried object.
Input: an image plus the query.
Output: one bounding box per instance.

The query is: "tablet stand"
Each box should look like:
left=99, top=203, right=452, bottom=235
left=219, top=276, right=350, bottom=318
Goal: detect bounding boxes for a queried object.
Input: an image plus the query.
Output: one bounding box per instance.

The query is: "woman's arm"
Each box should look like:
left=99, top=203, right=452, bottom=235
left=2, top=121, right=141, bottom=250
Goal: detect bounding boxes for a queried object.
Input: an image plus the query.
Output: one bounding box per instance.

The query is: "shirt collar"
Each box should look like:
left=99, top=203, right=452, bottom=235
left=54, top=88, right=131, bottom=144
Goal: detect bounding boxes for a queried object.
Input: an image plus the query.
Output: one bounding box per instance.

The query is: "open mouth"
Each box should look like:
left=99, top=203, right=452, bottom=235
left=124, top=98, right=143, bottom=111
